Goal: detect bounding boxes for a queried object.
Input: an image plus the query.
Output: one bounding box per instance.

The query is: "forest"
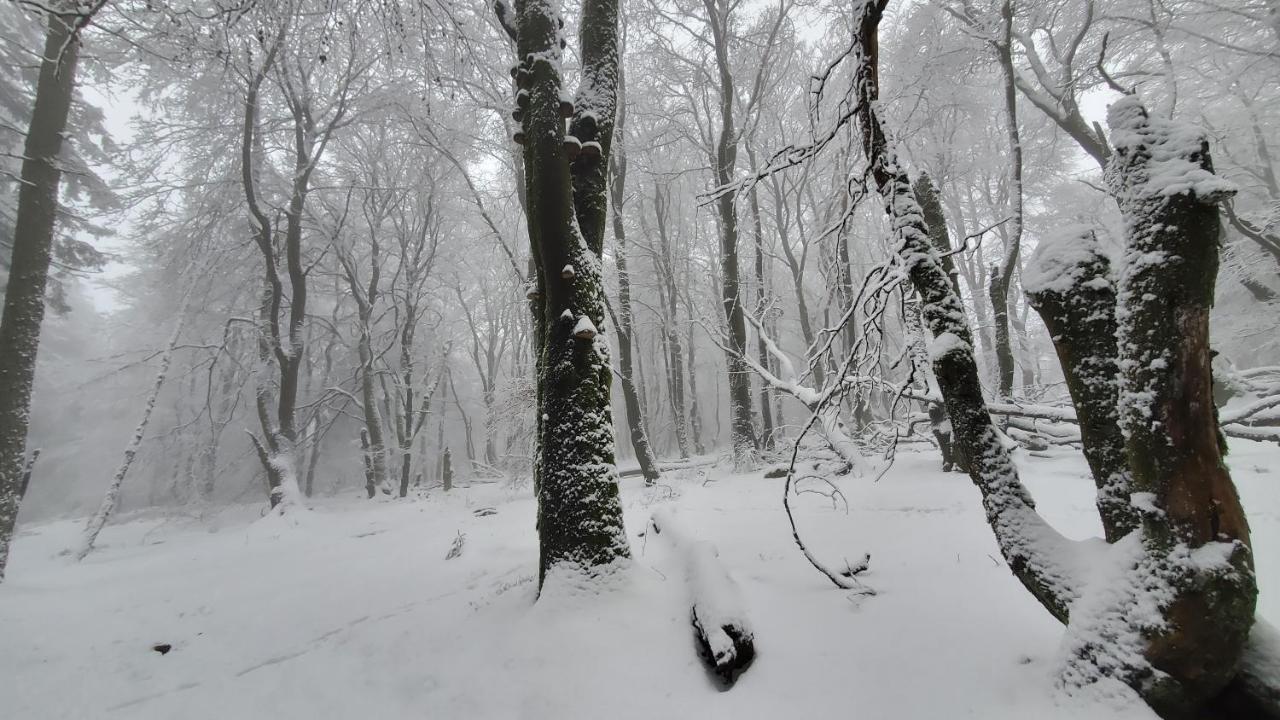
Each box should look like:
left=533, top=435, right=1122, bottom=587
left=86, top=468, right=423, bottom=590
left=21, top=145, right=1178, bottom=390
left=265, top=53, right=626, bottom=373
left=1, top=0, right=1278, bottom=718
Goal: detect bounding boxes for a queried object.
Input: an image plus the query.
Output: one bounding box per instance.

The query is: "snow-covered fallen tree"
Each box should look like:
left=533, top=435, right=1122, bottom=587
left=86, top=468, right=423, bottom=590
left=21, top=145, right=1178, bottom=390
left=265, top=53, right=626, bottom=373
left=649, top=507, right=755, bottom=687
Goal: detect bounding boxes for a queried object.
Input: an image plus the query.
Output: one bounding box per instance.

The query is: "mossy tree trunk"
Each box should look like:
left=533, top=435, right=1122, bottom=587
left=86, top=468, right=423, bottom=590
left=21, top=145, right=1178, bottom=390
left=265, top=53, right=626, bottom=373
left=1099, top=96, right=1256, bottom=715
left=506, top=0, right=630, bottom=586
left=912, top=174, right=963, bottom=471
left=855, top=0, right=1077, bottom=627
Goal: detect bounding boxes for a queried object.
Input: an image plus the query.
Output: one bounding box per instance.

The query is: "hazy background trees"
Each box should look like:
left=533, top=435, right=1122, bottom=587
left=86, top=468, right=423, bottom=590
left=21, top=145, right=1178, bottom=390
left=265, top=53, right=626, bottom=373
left=0, top=0, right=1273, bottom=551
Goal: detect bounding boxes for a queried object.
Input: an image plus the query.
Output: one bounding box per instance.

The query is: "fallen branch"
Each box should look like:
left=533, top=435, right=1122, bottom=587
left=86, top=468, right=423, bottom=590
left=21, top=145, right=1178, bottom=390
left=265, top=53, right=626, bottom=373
left=895, top=387, right=1279, bottom=446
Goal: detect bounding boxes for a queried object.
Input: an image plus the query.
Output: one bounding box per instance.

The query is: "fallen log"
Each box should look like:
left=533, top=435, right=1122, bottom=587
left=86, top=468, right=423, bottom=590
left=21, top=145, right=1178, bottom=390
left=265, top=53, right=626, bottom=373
left=617, top=456, right=718, bottom=479
left=650, top=507, right=755, bottom=688
left=898, top=388, right=1280, bottom=447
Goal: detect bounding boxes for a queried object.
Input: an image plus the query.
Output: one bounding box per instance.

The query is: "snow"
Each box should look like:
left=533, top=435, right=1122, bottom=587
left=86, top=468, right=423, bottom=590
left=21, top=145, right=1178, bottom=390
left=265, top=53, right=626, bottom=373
left=4, top=441, right=1280, bottom=719
left=650, top=507, right=753, bottom=671
left=1106, top=95, right=1236, bottom=203
left=1023, top=226, right=1108, bottom=296
left=572, top=314, right=597, bottom=338
left=928, top=331, right=970, bottom=360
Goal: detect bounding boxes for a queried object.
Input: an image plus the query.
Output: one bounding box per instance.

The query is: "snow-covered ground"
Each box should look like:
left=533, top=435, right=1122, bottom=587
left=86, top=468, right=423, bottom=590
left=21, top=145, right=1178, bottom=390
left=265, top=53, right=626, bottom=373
left=3, top=441, right=1278, bottom=719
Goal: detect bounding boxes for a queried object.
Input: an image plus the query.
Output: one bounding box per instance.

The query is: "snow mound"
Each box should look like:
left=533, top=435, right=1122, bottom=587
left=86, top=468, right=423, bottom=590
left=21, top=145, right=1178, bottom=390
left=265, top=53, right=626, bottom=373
left=1024, top=226, right=1110, bottom=296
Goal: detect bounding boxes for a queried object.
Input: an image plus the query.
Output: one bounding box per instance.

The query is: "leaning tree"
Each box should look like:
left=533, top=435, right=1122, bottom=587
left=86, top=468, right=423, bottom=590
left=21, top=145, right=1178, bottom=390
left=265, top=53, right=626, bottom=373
left=838, top=2, right=1262, bottom=716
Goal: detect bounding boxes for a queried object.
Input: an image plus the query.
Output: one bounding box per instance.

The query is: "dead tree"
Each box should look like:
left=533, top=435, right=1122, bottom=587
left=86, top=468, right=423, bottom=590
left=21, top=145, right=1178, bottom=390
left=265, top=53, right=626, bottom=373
left=1079, top=94, right=1255, bottom=715
left=77, top=296, right=190, bottom=560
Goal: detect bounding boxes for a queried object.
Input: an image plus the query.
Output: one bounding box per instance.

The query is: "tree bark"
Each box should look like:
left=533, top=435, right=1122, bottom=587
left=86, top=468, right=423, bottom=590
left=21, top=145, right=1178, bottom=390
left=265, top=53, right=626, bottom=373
left=855, top=0, right=1077, bottom=627
left=509, top=0, right=630, bottom=586
left=1024, top=229, right=1137, bottom=542
left=1098, top=95, right=1256, bottom=714
left=608, top=98, right=660, bottom=484
left=987, top=0, right=1022, bottom=402
left=0, top=10, right=82, bottom=581
left=704, top=0, right=757, bottom=469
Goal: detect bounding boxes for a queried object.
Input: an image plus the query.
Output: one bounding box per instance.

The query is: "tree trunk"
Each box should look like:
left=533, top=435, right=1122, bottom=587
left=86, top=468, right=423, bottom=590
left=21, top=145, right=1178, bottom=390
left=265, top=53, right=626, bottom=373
left=653, top=186, right=692, bottom=458
left=357, top=330, right=389, bottom=493
left=987, top=0, right=1022, bottom=402
left=855, top=0, right=1077, bottom=626
left=686, top=322, right=707, bottom=455
left=1024, top=229, right=1137, bottom=542
left=508, top=0, right=630, bottom=586
left=1090, top=95, right=1255, bottom=715
left=912, top=174, right=962, bottom=470
left=0, top=11, right=81, bottom=581
left=608, top=74, right=659, bottom=484
left=747, top=151, right=775, bottom=450
left=705, top=0, right=756, bottom=469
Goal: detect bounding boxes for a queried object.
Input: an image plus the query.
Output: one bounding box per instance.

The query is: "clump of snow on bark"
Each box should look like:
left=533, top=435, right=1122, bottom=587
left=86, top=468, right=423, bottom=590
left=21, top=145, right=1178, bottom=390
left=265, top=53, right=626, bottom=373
left=928, top=332, right=970, bottom=361
left=1023, top=226, right=1109, bottom=296
left=1106, top=95, right=1235, bottom=203
left=573, top=315, right=597, bottom=337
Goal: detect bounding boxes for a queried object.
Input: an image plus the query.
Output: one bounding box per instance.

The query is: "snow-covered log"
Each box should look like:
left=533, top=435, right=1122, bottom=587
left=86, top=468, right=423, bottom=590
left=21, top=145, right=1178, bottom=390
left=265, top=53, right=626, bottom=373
left=897, top=387, right=1278, bottom=448
left=650, top=507, right=755, bottom=687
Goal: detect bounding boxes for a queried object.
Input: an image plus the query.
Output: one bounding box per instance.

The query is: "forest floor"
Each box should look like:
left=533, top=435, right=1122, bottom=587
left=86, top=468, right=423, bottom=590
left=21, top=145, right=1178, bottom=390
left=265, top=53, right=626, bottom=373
left=2, top=441, right=1278, bottom=719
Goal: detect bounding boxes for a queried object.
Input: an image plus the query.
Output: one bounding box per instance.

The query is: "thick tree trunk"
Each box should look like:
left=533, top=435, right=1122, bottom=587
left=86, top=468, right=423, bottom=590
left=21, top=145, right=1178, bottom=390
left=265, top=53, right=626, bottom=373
left=510, top=0, right=630, bottom=586
left=913, top=174, right=961, bottom=295
left=1024, top=229, right=1137, bottom=542
left=1089, top=95, right=1255, bottom=715
left=0, top=11, right=81, bottom=581
left=912, top=174, right=962, bottom=470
